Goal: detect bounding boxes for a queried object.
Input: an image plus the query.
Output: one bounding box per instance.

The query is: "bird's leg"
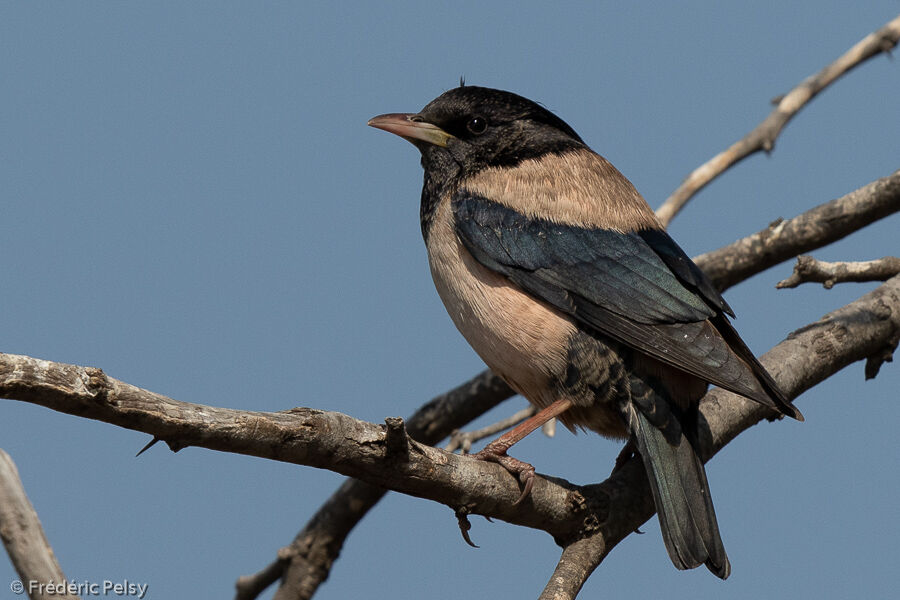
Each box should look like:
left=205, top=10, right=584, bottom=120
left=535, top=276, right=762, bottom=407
left=470, top=398, right=573, bottom=504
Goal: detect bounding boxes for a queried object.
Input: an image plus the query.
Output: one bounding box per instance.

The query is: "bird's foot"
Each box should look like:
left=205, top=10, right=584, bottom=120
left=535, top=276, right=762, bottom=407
left=470, top=441, right=535, bottom=505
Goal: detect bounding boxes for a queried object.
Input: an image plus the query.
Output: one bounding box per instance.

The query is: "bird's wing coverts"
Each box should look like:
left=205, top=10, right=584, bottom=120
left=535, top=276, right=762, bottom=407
left=452, top=193, right=782, bottom=407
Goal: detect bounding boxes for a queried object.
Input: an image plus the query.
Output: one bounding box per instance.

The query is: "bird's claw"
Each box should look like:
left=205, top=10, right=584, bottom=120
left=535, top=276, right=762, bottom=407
left=514, top=469, right=534, bottom=506
left=470, top=445, right=536, bottom=505
left=455, top=507, right=479, bottom=548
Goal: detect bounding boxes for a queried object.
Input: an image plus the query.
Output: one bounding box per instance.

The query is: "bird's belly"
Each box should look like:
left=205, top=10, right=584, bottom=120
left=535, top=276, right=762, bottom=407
left=426, top=215, right=575, bottom=408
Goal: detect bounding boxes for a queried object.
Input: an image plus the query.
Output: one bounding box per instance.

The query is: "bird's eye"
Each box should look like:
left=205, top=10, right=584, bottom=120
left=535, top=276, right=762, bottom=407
left=466, top=116, right=488, bottom=135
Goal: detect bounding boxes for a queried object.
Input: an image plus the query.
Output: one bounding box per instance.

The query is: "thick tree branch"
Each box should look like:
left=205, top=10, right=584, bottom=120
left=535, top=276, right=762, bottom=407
left=3, top=275, right=899, bottom=600
left=0, top=356, right=597, bottom=539
left=0, top=450, right=78, bottom=600
left=246, top=376, right=522, bottom=600
left=254, top=371, right=512, bottom=600
left=694, top=169, right=900, bottom=291
left=539, top=536, right=609, bottom=600
left=776, top=255, right=900, bottom=289
left=655, top=14, right=900, bottom=226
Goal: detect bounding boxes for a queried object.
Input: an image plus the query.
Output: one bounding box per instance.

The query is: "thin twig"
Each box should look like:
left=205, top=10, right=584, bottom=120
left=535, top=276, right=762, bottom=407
left=776, top=255, right=900, bottom=289
left=655, top=14, right=900, bottom=226
left=695, top=169, right=900, bottom=292
left=445, top=405, right=537, bottom=453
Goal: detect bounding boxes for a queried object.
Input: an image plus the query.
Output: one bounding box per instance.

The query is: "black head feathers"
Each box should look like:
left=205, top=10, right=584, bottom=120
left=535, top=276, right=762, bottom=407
left=413, top=86, right=587, bottom=175
left=418, top=86, right=584, bottom=145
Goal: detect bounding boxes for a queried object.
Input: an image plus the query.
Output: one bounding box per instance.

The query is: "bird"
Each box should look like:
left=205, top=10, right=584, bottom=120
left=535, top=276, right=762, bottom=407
left=368, top=85, right=802, bottom=579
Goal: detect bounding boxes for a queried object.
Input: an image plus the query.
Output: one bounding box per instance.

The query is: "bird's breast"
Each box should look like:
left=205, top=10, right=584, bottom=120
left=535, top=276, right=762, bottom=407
left=426, top=198, right=576, bottom=408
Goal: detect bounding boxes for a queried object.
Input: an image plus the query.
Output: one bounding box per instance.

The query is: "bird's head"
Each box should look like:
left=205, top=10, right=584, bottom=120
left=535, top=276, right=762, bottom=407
left=368, top=86, right=586, bottom=181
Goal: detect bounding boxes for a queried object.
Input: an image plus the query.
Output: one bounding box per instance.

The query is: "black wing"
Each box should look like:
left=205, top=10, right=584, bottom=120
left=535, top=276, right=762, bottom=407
left=453, top=192, right=798, bottom=416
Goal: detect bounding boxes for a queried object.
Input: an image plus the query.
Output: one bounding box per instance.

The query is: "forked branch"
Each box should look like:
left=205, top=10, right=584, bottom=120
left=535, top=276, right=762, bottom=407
left=655, top=14, right=900, bottom=226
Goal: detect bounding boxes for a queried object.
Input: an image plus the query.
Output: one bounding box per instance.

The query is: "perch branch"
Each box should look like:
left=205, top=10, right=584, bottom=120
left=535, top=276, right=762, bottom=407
left=0, top=354, right=603, bottom=540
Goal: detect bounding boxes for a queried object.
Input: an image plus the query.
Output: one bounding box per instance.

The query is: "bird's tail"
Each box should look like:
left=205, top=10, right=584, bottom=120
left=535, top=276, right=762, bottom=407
left=628, top=405, right=731, bottom=579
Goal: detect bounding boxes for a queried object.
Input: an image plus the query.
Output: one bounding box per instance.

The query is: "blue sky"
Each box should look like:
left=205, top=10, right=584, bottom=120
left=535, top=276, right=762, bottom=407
left=1, top=3, right=898, bottom=599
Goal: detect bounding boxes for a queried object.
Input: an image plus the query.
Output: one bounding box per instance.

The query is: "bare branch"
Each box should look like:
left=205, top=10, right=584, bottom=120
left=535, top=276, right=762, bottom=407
left=235, top=555, right=288, bottom=600
left=776, top=255, right=900, bottom=289
left=0, top=357, right=590, bottom=541
left=445, top=405, right=536, bottom=453
left=0, top=450, right=78, bottom=600
left=538, top=537, right=607, bottom=600
left=259, top=371, right=513, bottom=600
left=694, top=169, right=900, bottom=291
left=865, top=331, right=899, bottom=381
left=655, top=14, right=900, bottom=226
left=267, top=480, right=386, bottom=600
